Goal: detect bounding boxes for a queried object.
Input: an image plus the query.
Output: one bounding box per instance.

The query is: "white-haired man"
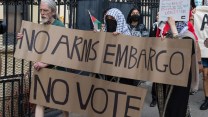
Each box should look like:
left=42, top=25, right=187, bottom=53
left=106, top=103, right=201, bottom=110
left=17, top=0, right=68, bottom=117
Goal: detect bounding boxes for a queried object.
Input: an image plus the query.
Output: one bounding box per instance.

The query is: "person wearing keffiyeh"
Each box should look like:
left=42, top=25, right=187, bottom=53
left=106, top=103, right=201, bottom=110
left=102, top=8, right=139, bottom=85
left=104, top=8, right=131, bottom=36
left=156, top=21, right=198, bottom=41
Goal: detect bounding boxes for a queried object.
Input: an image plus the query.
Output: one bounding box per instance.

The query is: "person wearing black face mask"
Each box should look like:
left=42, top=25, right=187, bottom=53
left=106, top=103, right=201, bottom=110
left=127, top=8, right=148, bottom=37
left=105, top=17, right=117, bottom=32
left=118, top=8, right=148, bottom=87
left=100, top=8, right=131, bottom=84
left=130, top=14, right=140, bottom=22
left=104, top=8, right=131, bottom=36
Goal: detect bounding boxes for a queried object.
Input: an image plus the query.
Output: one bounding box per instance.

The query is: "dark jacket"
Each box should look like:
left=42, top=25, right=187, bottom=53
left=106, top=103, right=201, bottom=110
left=0, top=21, right=7, bottom=34
left=128, top=23, right=149, bottom=37
left=149, top=22, right=158, bottom=37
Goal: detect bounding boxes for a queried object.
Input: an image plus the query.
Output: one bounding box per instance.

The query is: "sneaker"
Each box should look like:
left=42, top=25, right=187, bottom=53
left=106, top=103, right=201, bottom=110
left=200, top=100, right=208, bottom=110
left=189, top=90, right=197, bottom=95
left=150, top=100, right=157, bottom=107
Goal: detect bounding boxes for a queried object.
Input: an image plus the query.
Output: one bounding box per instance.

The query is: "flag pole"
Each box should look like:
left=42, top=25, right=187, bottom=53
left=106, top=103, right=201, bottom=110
left=88, top=10, right=95, bottom=29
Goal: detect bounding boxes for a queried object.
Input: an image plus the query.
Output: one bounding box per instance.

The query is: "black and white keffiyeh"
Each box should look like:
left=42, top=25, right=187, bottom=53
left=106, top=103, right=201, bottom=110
left=105, top=8, right=131, bottom=36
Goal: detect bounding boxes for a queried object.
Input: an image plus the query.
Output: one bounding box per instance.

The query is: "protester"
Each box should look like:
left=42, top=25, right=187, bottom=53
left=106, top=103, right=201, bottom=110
left=189, top=0, right=196, bottom=25
left=149, top=12, right=159, bottom=37
left=17, top=0, right=68, bottom=117
left=200, top=57, right=208, bottom=110
left=195, top=0, right=203, bottom=6
left=199, top=0, right=208, bottom=111
left=125, top=7, right=149, bottom=86
left=126, top=8, right=148, bottom=37
left=110, top=8, right=148, bottom=86
left=149, top=12, right=159, bottom=107
left=200, top=50, right=208, bottom=110
left=101, top=8, right=139, bottom=85
left=155, top=16, right=202, bottom=117
left=104, top=8, right=130, bottom=36
left=189, top=0, right=203, bottom=95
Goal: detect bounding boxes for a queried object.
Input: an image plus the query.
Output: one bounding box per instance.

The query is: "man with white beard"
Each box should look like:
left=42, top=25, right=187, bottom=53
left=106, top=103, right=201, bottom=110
left=17, top=0, right=68, bottom=117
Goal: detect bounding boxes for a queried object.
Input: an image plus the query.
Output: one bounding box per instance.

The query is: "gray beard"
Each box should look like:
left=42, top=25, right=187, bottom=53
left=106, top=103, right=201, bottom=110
left=41, top=18, right=48, bottom=24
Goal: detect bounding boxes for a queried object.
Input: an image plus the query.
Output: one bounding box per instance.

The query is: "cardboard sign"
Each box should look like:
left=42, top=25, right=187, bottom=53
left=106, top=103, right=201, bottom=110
left=159, top=0, right=190, bottom=21
left=15, top=21, right=193, bottom=87
left=194, top=6, right=208, bottom=58
left=30, top=68, right=147, bottom=117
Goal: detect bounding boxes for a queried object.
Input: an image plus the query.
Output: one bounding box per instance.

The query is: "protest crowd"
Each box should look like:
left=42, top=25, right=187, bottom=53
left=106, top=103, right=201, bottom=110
left=0, top=0, right=207, bottom=117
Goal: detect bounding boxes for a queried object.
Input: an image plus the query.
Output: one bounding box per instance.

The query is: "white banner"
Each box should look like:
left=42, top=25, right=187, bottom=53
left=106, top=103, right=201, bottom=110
left=159, top=0, right=190, bottom=21
left=194, top=6, right=208, bottom=58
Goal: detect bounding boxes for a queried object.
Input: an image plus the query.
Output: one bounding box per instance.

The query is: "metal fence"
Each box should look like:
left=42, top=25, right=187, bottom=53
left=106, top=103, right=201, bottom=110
left=0, top=0, right=159, bottom=116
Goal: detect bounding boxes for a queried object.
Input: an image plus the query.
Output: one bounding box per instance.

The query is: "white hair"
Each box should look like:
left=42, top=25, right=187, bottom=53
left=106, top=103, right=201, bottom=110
left=41, top=0, right=59, bottom=20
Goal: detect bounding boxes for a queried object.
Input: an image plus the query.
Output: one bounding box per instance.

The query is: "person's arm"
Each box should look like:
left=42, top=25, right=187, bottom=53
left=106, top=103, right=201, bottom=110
left=167, top=17, right=178, bottom=37
left=16, top=33, right=49, bottom=71
left=112, top=32, right=120, bottom=35
left=17, top=33, right=23, bottom=39
left=33, top=62, right=49, bottom=71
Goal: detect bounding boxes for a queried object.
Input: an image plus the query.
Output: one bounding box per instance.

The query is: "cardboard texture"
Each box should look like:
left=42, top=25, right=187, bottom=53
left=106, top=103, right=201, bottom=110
left=15, top=21, right=193, bottom=87
left=30, top=68, right=147, bottom=117
left=194, top=6, right=208, bottom=58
